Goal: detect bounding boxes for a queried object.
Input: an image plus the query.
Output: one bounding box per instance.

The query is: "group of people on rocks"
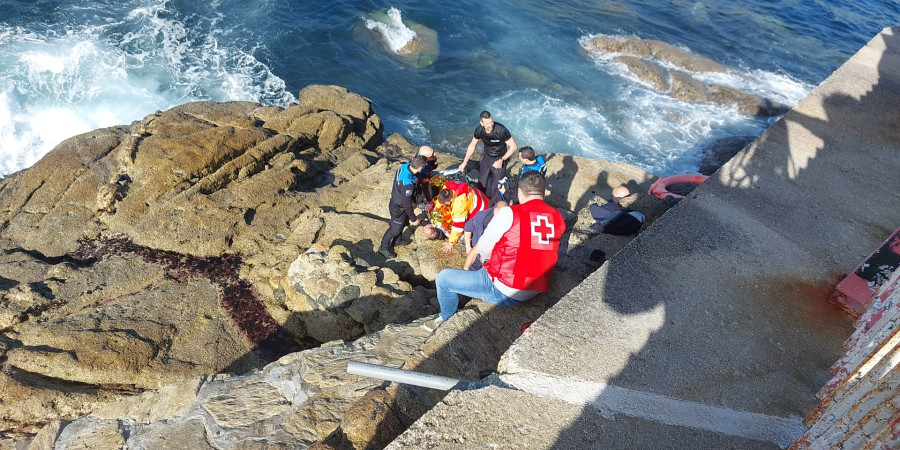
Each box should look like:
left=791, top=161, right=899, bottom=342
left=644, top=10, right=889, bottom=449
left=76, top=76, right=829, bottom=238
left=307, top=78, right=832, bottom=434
left=378, top=110, right=646, bottom=332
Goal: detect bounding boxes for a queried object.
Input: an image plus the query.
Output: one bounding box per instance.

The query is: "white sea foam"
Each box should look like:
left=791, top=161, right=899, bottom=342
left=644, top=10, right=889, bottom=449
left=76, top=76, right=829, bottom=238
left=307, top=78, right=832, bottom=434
left=483, top=83, right=769, bottom=176
left=364, top=7, right=417, bottom=53
left=402, top=115, right=432, bottom=143
left=0, top=1, right=294, bottom=177
left=693, top=69, right=811, bottom=106
left=579, top=33, right=812, bottom=108
left=573, top=34, right=813, bottom=174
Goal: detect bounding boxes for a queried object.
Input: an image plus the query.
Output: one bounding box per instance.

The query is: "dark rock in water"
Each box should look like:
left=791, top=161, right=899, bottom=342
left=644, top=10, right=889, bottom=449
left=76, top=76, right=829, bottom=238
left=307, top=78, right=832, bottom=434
left=584, top=34, right=730, bottom=73
left=584, top=35, right=789, bottom=117
left=397, top=23, right=440, bottom=68
left=699, top=136, right=757, bottom=175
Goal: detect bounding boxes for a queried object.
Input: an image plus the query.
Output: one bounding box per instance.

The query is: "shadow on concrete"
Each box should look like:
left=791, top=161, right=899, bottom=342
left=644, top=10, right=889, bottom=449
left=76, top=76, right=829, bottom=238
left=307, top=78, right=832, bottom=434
left=541, top=27, right=900, bottom=447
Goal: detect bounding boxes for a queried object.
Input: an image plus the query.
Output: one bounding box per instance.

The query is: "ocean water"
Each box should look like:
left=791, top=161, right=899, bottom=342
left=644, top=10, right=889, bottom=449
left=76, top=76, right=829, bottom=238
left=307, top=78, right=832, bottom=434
left=1, top=0, right=898, bottom=177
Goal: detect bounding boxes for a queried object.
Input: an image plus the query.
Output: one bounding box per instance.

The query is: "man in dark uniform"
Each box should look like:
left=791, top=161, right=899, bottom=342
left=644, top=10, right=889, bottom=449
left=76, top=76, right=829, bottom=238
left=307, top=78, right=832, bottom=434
left=458, top=111, right=518, bottom=200
left=379, top=155, right=428, bottom=259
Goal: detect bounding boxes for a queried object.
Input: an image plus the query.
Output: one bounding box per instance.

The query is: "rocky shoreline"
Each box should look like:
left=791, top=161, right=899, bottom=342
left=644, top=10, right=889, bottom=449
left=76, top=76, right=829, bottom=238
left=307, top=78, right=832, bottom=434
left=0, top=85, right=682, bottom=448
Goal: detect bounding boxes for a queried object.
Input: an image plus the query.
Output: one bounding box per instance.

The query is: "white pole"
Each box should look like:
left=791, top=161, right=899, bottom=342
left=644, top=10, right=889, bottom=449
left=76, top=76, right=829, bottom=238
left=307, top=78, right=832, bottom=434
left=347, top=361, right=484, bottom=391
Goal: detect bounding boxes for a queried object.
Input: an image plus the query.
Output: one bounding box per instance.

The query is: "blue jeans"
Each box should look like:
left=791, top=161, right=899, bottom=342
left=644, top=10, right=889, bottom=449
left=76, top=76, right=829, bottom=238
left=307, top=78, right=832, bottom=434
left=435, top=268, right=520, bottom=320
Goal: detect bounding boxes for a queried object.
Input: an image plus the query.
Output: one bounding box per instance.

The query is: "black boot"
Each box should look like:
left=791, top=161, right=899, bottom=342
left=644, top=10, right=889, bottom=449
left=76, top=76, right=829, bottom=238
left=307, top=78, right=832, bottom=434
left=378, top=246, right=397, bottom=259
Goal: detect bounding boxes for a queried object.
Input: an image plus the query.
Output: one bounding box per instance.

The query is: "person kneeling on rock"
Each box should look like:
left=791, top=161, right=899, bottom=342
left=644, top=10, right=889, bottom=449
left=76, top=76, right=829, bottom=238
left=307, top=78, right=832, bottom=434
left=435, top=180, right=490, bottom=254
left=424, top=172, right=565, bottom=332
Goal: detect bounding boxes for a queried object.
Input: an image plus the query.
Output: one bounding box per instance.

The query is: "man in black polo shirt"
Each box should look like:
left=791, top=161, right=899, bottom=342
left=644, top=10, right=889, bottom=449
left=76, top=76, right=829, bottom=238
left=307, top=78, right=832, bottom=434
left=458, top=110, right=518, bottom=200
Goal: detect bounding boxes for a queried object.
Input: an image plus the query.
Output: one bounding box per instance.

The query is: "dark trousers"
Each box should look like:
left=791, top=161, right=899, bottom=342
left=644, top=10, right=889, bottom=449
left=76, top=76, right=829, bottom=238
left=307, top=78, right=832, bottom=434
left=501, top=175, right=520, bottom=204
left=477, top=154, right=507, bottom=200
left=380, top=203, right=411, bottom=250
left=414, top=181, right=438, bottom=205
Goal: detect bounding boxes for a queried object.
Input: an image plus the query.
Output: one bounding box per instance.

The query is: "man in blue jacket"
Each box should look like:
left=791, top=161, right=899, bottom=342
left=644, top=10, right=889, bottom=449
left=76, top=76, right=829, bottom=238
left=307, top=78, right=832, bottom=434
left=497, top=146, right=547, bottom=204
left=379, top=155, right=428, bottom=259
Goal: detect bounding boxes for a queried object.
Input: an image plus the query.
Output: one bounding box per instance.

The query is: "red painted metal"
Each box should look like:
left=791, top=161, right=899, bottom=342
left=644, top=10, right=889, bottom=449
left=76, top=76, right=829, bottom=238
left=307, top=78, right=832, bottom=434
left=792, top=267, right=900, bottom=449
left=830, top=228, right=900, bottom=316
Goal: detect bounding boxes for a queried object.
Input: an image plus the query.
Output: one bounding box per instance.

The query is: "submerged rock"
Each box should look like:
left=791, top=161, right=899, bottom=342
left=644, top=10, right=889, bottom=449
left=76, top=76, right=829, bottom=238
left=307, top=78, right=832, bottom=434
left=356, top=9, right=440, bottom=69
left=582, top=34, right=789, bottom=117
left=585, top=34, right=730, bottom=73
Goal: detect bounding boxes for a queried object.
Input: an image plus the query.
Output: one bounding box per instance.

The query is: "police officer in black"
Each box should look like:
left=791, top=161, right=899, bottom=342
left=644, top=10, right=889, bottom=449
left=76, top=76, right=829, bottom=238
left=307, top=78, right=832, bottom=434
left=458, top=110, right=518, bottom=200
left=379, top=155, right=428, bottom=259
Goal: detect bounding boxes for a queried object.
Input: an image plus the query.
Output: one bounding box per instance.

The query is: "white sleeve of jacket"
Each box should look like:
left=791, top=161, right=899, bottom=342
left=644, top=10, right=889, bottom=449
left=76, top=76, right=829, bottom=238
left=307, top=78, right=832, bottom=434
left=477, top=206, right=513, bottom=262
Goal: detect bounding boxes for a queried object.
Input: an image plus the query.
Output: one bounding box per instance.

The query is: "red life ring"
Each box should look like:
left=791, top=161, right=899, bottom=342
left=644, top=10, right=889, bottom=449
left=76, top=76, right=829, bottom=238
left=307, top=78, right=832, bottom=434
left=649, top=174, right=709, bottom=200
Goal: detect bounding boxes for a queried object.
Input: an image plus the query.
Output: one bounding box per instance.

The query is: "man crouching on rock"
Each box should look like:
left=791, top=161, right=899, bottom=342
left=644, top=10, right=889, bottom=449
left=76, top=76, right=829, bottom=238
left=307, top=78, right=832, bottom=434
left=424, top=171, right=565, bottom=332
left=379, top=155, right=428, bottom=259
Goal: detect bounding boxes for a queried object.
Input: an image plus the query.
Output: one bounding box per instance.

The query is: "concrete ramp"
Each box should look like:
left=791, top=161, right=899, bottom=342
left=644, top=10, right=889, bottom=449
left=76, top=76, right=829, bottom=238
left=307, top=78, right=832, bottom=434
left=388, top=27, right=900, bottom=449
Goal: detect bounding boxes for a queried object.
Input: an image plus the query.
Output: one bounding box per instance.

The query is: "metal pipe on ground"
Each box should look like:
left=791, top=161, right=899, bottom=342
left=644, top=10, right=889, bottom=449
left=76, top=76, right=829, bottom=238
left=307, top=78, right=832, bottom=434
left=347, top=361, right=485, bottom=391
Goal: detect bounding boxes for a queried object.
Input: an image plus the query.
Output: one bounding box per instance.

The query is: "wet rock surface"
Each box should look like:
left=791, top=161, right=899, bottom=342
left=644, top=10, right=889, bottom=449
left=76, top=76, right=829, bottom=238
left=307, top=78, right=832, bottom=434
left=582, top=35, right=788, bottom=117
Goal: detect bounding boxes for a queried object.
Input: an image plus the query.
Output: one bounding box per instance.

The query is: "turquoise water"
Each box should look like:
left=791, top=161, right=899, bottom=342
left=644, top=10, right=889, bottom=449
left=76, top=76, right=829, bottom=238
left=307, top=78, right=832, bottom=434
left=1, top=0, right=898, bottom=176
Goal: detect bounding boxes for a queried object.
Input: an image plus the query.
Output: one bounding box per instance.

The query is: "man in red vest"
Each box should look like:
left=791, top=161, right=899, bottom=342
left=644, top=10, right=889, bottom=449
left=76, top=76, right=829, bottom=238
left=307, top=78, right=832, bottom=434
left=424, top=171, right=566, bottom=332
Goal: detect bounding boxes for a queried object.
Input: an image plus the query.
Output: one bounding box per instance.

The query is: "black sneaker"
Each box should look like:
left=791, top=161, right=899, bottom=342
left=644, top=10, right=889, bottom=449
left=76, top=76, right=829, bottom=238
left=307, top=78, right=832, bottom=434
left=378, top=246, right=397, bottom=259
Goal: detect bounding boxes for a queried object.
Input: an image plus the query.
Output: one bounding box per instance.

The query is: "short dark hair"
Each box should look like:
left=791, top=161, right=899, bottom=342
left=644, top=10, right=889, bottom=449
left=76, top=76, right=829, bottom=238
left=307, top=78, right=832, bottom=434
left=518, top=171, right=546, bottom=197
left=480, top=111, right=492, bottom=120
left=518, top=146, right=536, bottom=161
left=410, top=155, right=428, bottom=170
left=438, top=189, right=453, bottom=204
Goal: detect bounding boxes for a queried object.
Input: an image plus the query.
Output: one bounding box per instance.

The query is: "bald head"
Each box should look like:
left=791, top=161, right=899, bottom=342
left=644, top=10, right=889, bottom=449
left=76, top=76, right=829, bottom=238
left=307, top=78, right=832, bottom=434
left=418, top=146, right=434, bottom=158
left=611, top=185, right=630, bottom=202
left=423, top=224, right=442, bottom=240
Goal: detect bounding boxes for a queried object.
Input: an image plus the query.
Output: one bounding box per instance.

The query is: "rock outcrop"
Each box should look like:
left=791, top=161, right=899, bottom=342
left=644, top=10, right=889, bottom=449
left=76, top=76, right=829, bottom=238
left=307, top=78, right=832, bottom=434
left=0, top=85, right=449, bottom=439
left=23, top=320, right=435, bottom=449
left=1, top=85, right=677, bottom=447
left=582, top=35, right=788, bottom=116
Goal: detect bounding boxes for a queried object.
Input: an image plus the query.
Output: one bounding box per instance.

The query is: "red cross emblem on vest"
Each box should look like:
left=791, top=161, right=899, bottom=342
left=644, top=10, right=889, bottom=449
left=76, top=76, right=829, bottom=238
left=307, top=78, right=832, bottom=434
left=531, top=214, right=555, bottom=246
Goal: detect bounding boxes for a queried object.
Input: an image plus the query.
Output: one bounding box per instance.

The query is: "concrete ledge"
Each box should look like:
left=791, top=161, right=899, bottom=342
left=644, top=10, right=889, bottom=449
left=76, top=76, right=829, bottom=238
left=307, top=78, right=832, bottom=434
left=387, top=386, right=782, bottom=449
